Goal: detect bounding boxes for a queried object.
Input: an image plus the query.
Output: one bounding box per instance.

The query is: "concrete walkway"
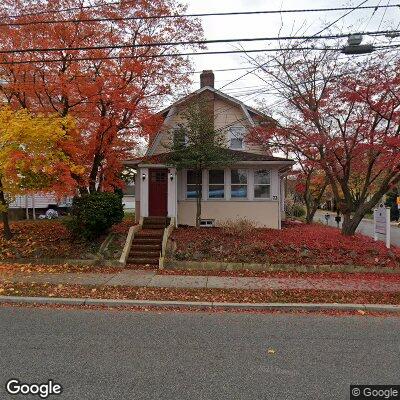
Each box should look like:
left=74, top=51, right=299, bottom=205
left=1, top=270, right=400, bottom=293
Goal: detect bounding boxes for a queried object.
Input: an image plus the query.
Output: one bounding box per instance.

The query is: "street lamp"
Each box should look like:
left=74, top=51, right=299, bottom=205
left=342, top=34, right=374, bottom=55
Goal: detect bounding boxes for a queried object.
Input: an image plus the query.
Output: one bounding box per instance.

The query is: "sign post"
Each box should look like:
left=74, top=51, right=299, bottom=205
left=373, top=203, right=390, bottom=248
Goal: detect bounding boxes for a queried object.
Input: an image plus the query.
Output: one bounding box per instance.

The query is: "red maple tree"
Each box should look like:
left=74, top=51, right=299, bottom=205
left=248, top=46, right=400, bottom=235
left=0, top=0, right=204, bottom=192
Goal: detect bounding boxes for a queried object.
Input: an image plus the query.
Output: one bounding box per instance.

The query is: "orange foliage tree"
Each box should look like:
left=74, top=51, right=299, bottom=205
left=0, top=0, right=204, bottom=192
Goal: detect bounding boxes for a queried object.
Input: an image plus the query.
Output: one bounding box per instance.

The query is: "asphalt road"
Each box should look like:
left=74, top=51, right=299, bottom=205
left=0, top=307, right=399, bottom=400
left=315, top=211, right=400, bottom=247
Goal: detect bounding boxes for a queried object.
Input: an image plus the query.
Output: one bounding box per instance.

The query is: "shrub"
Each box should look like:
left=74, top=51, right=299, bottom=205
left=286, top=201, right=306, bottom=218
left=219, top=218, right=257, bottom=238
left=64, top=192, right=124, bottom=240
left=291, top=203, right=306, bottom=218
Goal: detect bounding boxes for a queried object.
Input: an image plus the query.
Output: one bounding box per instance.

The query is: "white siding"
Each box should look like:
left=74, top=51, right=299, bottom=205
left=9, top=195, right=72, bottom=209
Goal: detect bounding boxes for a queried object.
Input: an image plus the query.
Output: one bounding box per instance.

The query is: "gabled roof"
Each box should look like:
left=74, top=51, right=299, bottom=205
left=126, top=149, right=294, bottom=166
left=146, top=86, right=274, bottom=157
left=157, top=85, right=271, bottom=120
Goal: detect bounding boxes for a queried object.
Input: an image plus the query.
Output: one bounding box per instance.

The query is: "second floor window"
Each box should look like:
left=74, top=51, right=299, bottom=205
left=229, top=126, right=245, bottom=150
left=208, top=170, right=225, bottom=199
left=173, top=131, right=188, bottom=147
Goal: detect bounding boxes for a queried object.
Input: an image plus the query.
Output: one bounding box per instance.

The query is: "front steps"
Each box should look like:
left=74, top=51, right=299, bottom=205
left=127, top=217, right=170, bottom=266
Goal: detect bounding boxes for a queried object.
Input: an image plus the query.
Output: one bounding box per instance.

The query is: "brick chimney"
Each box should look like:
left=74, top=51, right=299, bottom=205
left=200, top=70, right=215, bottom=88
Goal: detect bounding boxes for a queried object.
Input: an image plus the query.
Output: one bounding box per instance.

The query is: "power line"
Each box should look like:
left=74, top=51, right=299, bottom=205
left=218, top=0, right=371, bottom=91
left=0, top=30, right=396, bottom=55
left=212, top=0, right=373, bottom=122
left=2, top=4, right=400, bottom=26
left=0, top=46, right=352, bottom=65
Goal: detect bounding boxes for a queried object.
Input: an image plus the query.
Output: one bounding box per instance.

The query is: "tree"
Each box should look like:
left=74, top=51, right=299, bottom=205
left=385, top=188, right=399, bottom=222
left=247, top=45, right=400, bottom=235
left=0, top=106, right=83, bottom=239
left=167, top=100, right=234, bottom=227
left=0, top=0, right=204, bottom=193
left=294, top=164, right=328, bottom=224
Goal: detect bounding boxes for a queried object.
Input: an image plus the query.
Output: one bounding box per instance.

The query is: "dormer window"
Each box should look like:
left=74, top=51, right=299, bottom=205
left=229, top=126, right=245, bottom=150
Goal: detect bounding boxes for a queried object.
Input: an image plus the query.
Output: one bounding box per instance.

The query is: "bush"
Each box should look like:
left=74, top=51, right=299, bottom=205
left=219, top=218, right=257, bottom=238
left=286, top=200, right=306, bottom=218
left=64, top=192, right=124, bottom=240
left=291, top=203, right=306, bottom=218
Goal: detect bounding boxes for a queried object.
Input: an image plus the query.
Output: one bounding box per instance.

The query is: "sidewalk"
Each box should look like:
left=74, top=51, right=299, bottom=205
left=2, top=270, right=400, bottom=293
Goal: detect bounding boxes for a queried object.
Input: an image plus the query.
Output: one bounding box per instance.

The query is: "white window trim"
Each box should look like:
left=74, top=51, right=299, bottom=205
left=180, top=168, right=279, bottom=202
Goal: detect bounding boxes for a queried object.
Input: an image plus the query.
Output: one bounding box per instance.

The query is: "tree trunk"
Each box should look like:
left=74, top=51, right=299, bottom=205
left=0, top=188, right=12, bottom=240
left=195, top=170, right=202, bottom=227
left=88, top=153, right=102, bottom=193
left=305, top=206, right=317, bottom=224
left=341, top=211, right=365, bottom=236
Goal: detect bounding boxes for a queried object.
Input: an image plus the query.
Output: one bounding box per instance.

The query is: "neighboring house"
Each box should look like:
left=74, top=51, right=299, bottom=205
left=10, top=190, right=136, bottom=217
left=122, top=182, right=136, bottom=212
left=9, top=194, right=72, bottom=219
left=127, top=70, right=294, bottom=228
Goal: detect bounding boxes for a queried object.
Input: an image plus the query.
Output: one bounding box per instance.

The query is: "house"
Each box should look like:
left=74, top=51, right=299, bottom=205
left=125, top=70, right=294, bottom=228
left=8, top=194, right=72, bottom=220
left=9, top=188, right=135, bottom=220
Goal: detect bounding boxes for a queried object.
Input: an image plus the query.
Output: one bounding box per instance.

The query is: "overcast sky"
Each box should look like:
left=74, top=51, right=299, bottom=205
left=182, top=0, right=399, bottom=108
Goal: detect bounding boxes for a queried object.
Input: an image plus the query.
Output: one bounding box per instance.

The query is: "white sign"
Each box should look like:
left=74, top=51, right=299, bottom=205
left=373, top=203, right=390, bottom=248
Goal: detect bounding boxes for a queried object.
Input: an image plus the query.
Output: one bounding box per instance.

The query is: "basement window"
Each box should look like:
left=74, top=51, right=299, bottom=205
left=200, top=219, right=215, bottom=227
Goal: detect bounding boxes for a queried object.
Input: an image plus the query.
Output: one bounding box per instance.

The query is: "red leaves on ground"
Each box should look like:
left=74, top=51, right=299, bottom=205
left=0, top=282, right=399, bottom=305
left=111, top=219, right=137, bottom=234
left=0, top=220, right=103, bottom=260
left=170, top=222, right=400, bottom=268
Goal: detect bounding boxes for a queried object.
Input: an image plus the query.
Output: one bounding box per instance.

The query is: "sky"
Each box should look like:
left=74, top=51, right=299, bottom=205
left=181, top=0, right=400, bottom=109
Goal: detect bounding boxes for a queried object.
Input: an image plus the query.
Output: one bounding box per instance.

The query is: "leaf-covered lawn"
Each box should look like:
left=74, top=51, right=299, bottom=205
left=169, top=222, right=400, bottom=268
left=0, top=220, right=104, bottom=260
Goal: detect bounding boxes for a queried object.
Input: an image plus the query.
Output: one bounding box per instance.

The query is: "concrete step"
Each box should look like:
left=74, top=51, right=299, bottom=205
left=134, top=235, right=163, bottom=241
left=127, top=258, right=159, bottom=265
left=142, top=225, right=167, bottom=230
left=135, top=235, right=163, bottom=241
left=142, top=217, right=171, bottom=228
left=130, top=251, right=160, bottom=258
left=131, top=244, right=161, bottom=251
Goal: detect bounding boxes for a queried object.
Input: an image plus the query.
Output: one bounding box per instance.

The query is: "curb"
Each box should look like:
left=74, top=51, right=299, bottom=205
left=0, top=296, right=399, bottom=313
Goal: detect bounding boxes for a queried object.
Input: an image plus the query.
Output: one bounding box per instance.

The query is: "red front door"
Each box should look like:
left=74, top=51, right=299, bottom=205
left=149, top=169, right=168, bottom=216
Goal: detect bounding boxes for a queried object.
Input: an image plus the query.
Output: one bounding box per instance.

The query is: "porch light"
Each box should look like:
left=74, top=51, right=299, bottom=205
left=142, top=173, right=146, bottom=181
left=169, top=173, right=174, bottom=181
